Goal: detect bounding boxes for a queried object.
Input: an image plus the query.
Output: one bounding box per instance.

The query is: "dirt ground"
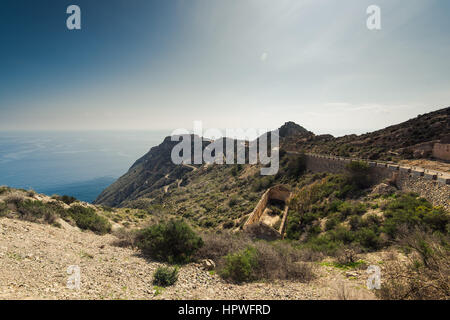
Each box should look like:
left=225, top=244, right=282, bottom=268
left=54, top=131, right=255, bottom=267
left=0, top=217, right=379, bottom=300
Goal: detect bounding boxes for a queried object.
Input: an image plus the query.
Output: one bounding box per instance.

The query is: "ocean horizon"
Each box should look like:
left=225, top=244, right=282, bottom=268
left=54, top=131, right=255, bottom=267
left=0, top=130, right=170, bottom=202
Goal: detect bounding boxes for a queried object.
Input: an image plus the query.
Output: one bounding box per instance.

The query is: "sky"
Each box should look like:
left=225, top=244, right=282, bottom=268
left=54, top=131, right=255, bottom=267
left=1, top=0, right=449, bottom=136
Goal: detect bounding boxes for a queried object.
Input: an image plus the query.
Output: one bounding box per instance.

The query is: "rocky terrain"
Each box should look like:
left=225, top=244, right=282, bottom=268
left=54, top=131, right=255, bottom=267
left=0, top=216, right=379, bottom=300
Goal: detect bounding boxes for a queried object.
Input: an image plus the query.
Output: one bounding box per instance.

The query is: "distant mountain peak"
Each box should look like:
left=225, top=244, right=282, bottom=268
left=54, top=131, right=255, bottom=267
left=278, top=121, right=314, bottom=138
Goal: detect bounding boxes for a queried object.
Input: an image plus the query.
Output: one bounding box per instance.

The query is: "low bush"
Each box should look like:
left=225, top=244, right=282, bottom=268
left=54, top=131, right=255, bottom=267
left=382, top=193, right=449, bottom=237
left=0, top=186, right=10, bottom=195
left=197, top=233, right=314, bottom=283
left=194, top=232, right=252, bottom=262
left=219, top=246, right=259, bottom=283
left=0, top=201, right=8, bottom=217
left=377, top=229, right=449, bottom=300
left=228, top=196, right=240, bottom=207
left=112, top=227, right=138, bottom=247
left=53, top=195, right=77, bottom=205
left=15, top=200, right=62, bottom=224
left=152, top=266, right=179, bottom=287
left=136, top=219, right=203, bottom=264
left=4, top=192, right=25, bottom=205
left=66, top=205, right=111, bottom=235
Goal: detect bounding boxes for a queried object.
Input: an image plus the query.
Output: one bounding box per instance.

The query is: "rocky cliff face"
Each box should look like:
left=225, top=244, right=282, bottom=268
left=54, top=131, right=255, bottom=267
left=94, top=135, right=242, bottom=207
left=94, top=136, right=185, bottom=207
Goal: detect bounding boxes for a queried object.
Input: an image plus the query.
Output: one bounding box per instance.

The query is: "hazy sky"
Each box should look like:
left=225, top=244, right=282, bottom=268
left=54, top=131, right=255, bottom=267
left=1, top=0, right=449, bottom=136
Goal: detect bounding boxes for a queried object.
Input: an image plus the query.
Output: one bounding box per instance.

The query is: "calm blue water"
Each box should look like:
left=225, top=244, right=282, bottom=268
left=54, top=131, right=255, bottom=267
left=0, top=131, right=170, bottom=203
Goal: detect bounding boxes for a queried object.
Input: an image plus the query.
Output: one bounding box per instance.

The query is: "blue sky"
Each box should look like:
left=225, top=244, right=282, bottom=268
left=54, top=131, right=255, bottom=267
left=1, top=0, right=449, bottom=136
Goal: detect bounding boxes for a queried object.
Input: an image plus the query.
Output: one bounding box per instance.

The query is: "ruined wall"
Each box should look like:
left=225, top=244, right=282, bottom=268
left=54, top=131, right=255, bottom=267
left=244, top=185, right=291, bottom=236
left=278, top=206, right=290, bottom=238
left=433, top=143, right=450, bottom=161
left=303, top=153, right=450, bottom=211
left=244, top=189, right=270, bottom=226
left=396, top=174, right=450, bottom=210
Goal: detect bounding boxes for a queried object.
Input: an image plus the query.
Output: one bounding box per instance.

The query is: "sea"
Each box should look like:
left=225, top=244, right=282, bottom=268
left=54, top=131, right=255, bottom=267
left=0, top=130, right=170, bottom=203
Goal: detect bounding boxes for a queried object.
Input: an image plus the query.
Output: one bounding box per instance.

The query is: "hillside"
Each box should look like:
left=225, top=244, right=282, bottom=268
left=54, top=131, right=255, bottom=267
left=95, top=107, right=449, bottom=210
left=282, top=106, right=449, bottom=160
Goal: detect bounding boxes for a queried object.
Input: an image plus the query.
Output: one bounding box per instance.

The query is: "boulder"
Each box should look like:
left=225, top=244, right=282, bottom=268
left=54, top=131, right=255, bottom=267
left=201, top=259, right=216, bottom=271
left=370, top=183, right=396, bottom=196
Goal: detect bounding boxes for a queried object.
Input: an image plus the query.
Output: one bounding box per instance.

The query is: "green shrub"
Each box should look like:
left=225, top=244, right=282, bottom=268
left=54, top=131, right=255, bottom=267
left=355, top=227, right=382, bottom=250
left=136, top=219, right=203, bottom=264
left=328, top=225, right=355, bottom=244
left=54, top=195, right=77, bottom=205
left=337, top=201, right=366, bottom=217
left=325, top=215, right=340, bottom=231
left=16, top=200, right=61, bottom=224
left=223, top=221, right=235, bottom=229
left=67, top=205, right=111, bottom=235
left=382, top=193, right=449, bottom=237
left=0, top=186, right=10, bottom=195
left=152, top=266, right=179, bottom=287
left=0, top=201, right=7, bottom=217
left=231, top=164, right=243, bottom=177
left=219, top=246, right=259, bottom=283
left=345, top=161, right=371, bottom=189
left=228, top=196, right=240, bottom=207
left=302, top=235, right=341, bottom=255
left=286, top=154, right=307, bottom=177
left=349, top=215, right=362, bottom=231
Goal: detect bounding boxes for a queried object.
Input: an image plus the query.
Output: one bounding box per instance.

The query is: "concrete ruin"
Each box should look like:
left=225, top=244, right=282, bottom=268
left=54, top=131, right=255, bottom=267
left=245, top=152, right=450, bottom=238
left=433, top=143, right=450, bottom=161
left=243, top=185, right=291, bottom=240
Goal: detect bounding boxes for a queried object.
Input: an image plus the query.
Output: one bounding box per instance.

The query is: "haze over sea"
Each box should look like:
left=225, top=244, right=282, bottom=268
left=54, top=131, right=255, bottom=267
left=0, top=131, right=170, bottom=203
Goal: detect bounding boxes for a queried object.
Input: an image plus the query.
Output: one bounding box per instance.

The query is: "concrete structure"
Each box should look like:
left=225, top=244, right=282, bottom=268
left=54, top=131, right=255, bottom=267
left=287, top=151, right=449, bottom=210
left=243, top=185, right=291, bottom=239
left=433, top=143, right=450, bottom=161
left=247, top=152, right=450, bottom=236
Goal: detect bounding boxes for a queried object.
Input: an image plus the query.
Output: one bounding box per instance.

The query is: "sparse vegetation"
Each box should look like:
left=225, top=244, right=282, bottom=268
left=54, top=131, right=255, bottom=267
left=377, top=228, right=449, bottom=300
left=286, top=175, right=448, bottom=257
left=219, top=246, right=259, bottom=283
left=0, top=201, right=8, bottom=217
left=136, top=219, right=204, bottom=264
left=52, top=195, right=77, bottom=205
left=152, top=266, right=179, bottom=287
left=15, top=200, right=60, bottom=224
left=196, top=232, right=313, bottom=283
left=66, top=205, right=111, bottom=235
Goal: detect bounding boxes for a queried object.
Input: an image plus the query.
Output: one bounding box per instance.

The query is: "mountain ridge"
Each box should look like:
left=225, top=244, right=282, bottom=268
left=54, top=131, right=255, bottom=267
left=95, top=106, right=449, bottom=207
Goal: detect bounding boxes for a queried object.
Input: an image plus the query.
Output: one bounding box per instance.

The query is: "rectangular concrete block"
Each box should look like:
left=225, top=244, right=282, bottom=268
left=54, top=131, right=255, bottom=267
left=388, top=164, right=399, bottom=171
left=377, top=162, right=387, bottom=168
left=424, top=172, right=437, bottom=180
left=368, top=162, right=377, bottom=167
left=437, top=176, right=450, bottom=185
left=411, top=169, right=424, bottom=177
left=399, top=166, right=411, bottom=173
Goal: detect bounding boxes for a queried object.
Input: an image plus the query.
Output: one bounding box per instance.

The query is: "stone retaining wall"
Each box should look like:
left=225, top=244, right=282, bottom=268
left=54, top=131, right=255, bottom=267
left=301, top=153, right=450, bottom=211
